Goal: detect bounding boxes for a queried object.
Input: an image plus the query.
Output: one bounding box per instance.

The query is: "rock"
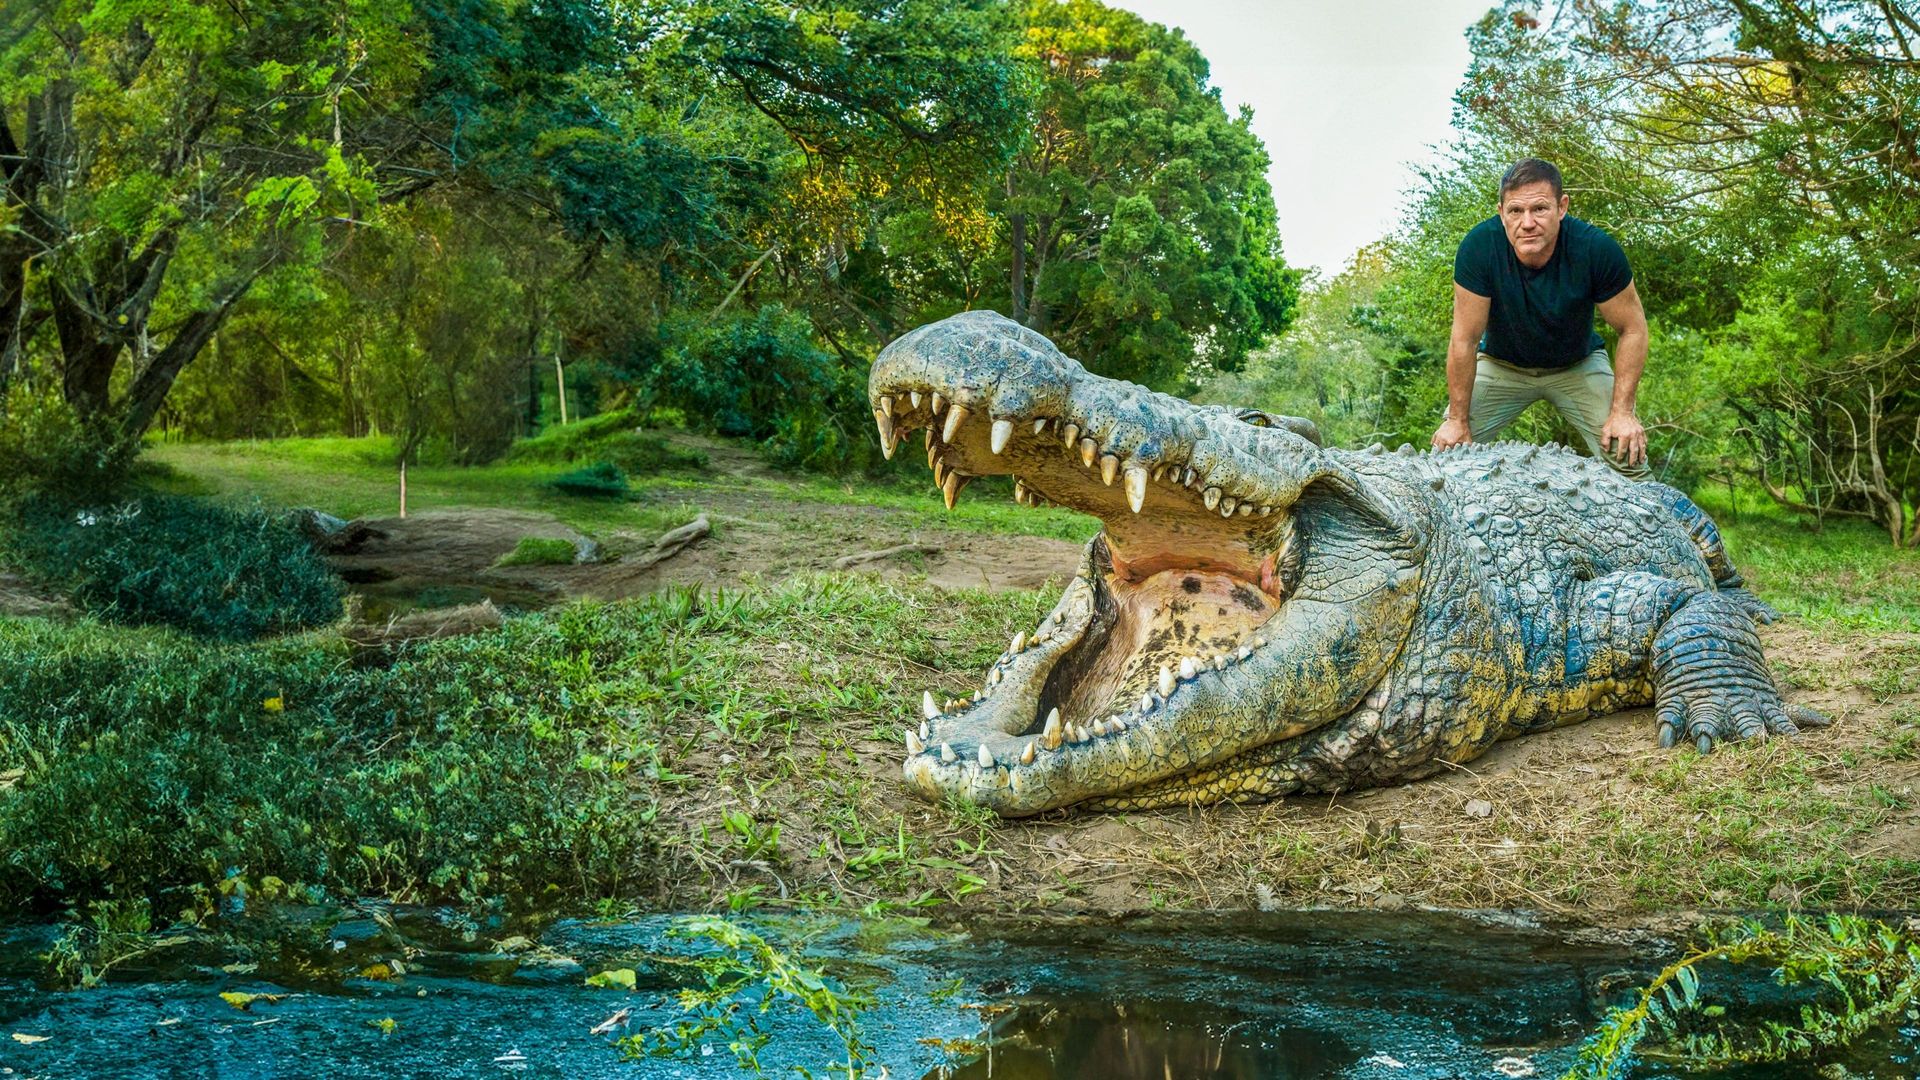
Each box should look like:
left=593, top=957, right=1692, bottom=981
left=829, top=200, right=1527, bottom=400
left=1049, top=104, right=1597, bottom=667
left=1464, top=798, right=1495, bottom=819
left=572, top=537, right=603, bottom=565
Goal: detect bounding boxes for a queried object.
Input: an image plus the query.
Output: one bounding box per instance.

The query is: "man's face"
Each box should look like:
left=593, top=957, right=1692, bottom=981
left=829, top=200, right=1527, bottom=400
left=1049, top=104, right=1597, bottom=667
left=1499, top=180, right=1569, bottom=265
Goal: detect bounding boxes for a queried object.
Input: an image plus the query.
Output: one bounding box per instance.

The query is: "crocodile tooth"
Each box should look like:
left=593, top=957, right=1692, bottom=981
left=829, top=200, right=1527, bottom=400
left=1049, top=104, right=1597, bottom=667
left=1109, top=716, right=1126, bottom=732
left=978, top=744, right=995, bottom=768
left=1184, top=467, right=1198, bottom=487
left=945, top=698, right=957, bottom=711
left=940, top=742, right=957, bottom=763
left=1219, top=496, right=1238, bottom=517
left=905, top=729, right=924, bottom=754
left=1079, top=438, right=1098, bottom=468
left=919, top=719, right=931, bottom=740
left=1071, top=724, right=1089, bottom=743
left=1032, top=418, right=1048, bottom=434
left=1203, top=487, right=1222, bottom=511
left=931, top=392, right=947, bottom=415
left=1092, top=719, right=1109, bottom=737
left=989, top=419, right=1013, bottom=454
left=1099, top=454, right=1119, bottom=486
left=1062, top=422, right=1080, bottom=449
left=943, top=471, right=966, bottom=510
left=1211, top=654, right=1227, bottom=671
left=1259, top=506, right=1273, bottom=516
left=1041, top=707, right=1063, bottom=749
left=878, top=395, right=894, bottom=417
left=1253, top=636, right=1267, bottom=649
left=1010, top=631, right=1027, bottom=654
left=1124, top=465, right=1148, bottom=513
left=926, top=436, right=937, bottom=468
left=909, top=391, right=923, bottom=409
left=1020, top=740, right=1036, bottom=764
left=1151, top=464, right=1166, bottom=481
left=988, top=667, right=1002, bottom=685
left=1178, top=657, right=1197, bottom=680
left=943, top=404, right=971, bottom=444
left=1014, top=479, right=1028, bottom=504
left=1237, top=503, right=1253, bottom=517
left=923, top=691, right=941, bottom=720
left=1140, top=693, right=1156, bottom=713
left=874, top=409, right=895, bottom=459
left=1158, top=665, right=1176, bottom=697
left=1235, top=645, right=1252, bottom=662
left=932, top=459, right=947, bottom=488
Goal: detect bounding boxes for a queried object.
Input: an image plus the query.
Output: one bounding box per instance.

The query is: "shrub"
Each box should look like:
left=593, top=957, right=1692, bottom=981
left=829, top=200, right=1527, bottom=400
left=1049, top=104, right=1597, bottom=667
left=0, top=612, right=661, bottom=915
left=548, top=461, right=630, bottom=498
left=3, top=495, right=343, bottom=641
left=495, top=536, right=578, bottom=567
left=505, top=409, right=708, bottom=474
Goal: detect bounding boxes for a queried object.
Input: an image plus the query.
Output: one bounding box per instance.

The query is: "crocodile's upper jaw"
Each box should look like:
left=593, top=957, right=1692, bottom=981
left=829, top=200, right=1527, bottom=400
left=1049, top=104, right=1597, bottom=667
left=871, top=311, right=1426, bottom=816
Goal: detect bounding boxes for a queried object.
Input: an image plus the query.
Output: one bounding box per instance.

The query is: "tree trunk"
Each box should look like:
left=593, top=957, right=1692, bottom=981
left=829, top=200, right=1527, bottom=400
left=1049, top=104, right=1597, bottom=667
left=1010, top=211, right=1027, bottom=323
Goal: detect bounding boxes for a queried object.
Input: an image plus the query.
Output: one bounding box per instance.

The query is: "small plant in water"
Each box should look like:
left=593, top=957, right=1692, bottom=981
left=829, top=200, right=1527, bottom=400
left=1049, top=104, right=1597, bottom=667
left=41, top=899, right=190, bottom=989
left=623, top=916, right=874, bottom=1078
left=1564, top=914, right=1920, bottom=1079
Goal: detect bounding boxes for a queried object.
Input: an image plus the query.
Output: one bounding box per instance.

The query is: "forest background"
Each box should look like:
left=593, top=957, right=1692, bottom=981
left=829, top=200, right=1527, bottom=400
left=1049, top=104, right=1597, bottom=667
left=1, top=0, right=1916, bottom=543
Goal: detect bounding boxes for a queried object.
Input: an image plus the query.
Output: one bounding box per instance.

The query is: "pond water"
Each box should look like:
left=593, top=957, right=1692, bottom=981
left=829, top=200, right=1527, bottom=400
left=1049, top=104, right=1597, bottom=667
left=1, top=909, right=1914, bottom=1079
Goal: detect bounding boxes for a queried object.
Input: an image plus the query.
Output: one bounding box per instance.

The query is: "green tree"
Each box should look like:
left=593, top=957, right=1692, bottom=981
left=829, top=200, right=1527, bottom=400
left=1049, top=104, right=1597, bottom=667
left=1001, top=0, right=1295, bottom=388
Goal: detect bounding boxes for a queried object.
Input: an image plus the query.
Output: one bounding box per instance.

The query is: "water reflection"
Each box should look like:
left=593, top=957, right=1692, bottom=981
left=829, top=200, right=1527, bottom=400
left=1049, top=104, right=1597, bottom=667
left=943, top=998, right=1361, bottom=1079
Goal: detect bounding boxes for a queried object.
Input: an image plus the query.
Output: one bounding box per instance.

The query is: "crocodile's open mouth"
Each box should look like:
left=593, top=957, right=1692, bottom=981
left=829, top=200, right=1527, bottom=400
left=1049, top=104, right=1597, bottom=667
left=868, top=313, right=1430, bottom=815
left=871, top=382, right=1338, bottom=812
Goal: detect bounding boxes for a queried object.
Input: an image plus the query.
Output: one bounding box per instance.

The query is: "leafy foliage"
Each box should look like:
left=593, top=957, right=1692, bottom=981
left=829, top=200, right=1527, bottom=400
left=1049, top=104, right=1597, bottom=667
left=2, top=495, right=342, bottom=640
left=1566, top=915, right=1920, bottom=1078
left=548, top=461, right=631, bottom=499
left=624, top=916, right=876, bottom=1078
left=494, top=536, right=578, bottom=568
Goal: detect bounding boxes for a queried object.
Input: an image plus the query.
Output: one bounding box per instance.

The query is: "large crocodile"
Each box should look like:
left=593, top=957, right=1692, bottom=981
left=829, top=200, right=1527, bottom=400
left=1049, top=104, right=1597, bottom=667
left=868, top=311, right=1823, bottom=817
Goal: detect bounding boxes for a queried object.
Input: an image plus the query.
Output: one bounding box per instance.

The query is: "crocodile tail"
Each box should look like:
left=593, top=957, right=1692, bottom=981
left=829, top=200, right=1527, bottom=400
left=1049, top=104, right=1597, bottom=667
left=1650, top=484, right=1745, bottom=589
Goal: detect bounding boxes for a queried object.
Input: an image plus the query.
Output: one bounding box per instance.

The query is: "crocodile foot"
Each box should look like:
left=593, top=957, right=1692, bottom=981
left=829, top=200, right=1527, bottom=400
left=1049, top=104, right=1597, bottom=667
left=1651, top=590, right=1829, bottom=753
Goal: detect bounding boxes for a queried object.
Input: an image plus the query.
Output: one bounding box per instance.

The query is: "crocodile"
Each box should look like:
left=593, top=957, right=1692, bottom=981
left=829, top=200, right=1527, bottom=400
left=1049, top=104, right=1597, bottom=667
left=868, top=310, right=1824, bottom=817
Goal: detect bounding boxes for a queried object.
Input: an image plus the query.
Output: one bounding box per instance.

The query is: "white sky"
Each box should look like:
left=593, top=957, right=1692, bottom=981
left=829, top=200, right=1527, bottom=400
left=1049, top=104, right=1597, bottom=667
left=1116, top=0, right=1496, bottom=277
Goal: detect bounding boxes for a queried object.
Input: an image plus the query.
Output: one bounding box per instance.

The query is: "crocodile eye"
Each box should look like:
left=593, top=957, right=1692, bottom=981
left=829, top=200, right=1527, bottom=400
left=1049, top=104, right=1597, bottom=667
left=1236, top=410, right=1275, bottom=428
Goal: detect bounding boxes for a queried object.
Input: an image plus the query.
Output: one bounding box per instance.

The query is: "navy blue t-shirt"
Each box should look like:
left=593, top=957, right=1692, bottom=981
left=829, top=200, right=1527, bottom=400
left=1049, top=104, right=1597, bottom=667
left=1454, top=215, right=1633, bottom=369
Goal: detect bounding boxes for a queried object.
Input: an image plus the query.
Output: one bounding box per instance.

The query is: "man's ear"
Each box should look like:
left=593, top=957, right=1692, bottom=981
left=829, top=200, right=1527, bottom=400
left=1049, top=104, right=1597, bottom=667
left=1558, top=194, right=1570, bottom=215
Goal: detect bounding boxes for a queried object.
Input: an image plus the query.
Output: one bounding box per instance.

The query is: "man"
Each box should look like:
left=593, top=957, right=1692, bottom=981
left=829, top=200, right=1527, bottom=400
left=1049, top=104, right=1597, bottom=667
left=1431, top=158, right=1650, bottom=479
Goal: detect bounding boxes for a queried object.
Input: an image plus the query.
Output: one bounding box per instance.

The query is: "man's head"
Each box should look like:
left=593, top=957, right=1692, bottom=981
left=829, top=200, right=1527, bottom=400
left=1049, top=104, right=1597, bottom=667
left=1497, top=158, right=1568, bottom=267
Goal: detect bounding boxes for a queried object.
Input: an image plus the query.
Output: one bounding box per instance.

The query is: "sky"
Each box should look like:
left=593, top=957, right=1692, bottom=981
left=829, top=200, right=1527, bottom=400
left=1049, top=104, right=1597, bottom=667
left=1115, top=0, right=1497, bottom=277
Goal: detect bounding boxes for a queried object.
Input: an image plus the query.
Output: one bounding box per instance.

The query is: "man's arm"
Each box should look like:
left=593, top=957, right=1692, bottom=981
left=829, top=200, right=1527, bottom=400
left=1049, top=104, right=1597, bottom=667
left=1433, top=285, right=1490, bottom=450
left=1596, top=280, right=1648, bottom=466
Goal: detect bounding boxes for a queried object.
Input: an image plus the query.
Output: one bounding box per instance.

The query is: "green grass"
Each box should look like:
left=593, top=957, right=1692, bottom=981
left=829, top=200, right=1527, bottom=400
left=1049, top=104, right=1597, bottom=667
left=0, top=574, right=1051, bottom=917
left=1697, top=491, right=1920, bottom=632
left=144, top=435, right=1098, bottom=544
left=494, top=536, right=578, bottom=567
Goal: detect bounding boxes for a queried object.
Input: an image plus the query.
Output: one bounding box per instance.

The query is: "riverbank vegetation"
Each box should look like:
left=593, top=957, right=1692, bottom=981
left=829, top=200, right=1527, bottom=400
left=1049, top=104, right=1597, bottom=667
left=1, top=0, right=1916, bottom=938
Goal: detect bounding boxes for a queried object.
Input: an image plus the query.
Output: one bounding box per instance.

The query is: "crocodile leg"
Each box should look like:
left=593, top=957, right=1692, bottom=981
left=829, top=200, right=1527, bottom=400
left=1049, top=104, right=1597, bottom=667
left=1650, top=590, right=1828, bottom=753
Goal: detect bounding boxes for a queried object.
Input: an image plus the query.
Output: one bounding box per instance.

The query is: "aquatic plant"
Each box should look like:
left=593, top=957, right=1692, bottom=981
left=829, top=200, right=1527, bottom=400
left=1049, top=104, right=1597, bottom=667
left=625, top=916, right=875, bottom=1078
left=1564, top=914, right=1920, bottom=1078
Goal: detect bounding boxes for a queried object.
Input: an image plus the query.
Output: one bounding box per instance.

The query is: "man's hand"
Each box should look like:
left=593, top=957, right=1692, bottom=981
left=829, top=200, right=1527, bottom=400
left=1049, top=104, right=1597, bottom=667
left=1432, top=416, right=1472, bottom=451
left=1600, top=410, right=1646, bottom=466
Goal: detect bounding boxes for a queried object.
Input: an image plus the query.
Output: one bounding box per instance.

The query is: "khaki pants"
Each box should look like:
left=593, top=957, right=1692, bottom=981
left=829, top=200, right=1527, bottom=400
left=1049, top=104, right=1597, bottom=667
left=1446, top=348, right=1650, bottom=480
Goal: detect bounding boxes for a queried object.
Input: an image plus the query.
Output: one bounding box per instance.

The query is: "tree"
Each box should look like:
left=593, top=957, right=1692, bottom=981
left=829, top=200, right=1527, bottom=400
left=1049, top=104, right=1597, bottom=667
left=1000, top=0, right=1296, bottom=388
left=0, top=0, right=421, bottom=457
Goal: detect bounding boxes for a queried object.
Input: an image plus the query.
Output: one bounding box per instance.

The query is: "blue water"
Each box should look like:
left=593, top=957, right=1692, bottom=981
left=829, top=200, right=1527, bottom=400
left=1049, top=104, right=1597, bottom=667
left=1, top=910, right=1913, bottom=1078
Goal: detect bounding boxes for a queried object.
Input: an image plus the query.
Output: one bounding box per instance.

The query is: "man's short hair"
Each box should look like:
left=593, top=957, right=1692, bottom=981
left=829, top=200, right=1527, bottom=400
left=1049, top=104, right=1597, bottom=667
left=1498, top=159, right=1563, bottom=203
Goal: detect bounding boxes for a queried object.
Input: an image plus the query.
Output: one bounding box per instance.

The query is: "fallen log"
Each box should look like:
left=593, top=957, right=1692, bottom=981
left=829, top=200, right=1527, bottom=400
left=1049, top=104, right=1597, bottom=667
left=833, top=542, right=941, bottom=570
left=625, top=514, right=712, bottom=572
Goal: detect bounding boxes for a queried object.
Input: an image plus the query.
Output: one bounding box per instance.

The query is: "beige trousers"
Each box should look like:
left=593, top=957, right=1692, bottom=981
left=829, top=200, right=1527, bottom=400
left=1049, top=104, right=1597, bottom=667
left=1447, top=348, right=1650, bottom=480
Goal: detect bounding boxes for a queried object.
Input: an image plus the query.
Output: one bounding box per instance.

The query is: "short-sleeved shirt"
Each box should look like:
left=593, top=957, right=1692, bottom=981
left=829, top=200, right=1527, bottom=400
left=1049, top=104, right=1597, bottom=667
left=1453, top=215, right=1633, bottom=370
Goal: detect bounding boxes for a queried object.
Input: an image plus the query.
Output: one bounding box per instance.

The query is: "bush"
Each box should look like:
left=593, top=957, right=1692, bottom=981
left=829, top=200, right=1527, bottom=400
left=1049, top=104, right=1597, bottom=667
left=0, top=611, right=662, bottom=915
left=0, top=387, right=131, bottom=510
left=495, top=536, right=578, bottom=567
left=504, top=409, right=708, bottom=474
left=3, top=495, right=343, bottom=641
left=548, top=461, right=630, bottom=498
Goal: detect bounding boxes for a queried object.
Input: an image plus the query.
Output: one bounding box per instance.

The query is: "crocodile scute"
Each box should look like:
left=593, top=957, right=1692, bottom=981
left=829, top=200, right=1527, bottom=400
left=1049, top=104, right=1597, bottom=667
left=870, top=311, right=1823, bottom=817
